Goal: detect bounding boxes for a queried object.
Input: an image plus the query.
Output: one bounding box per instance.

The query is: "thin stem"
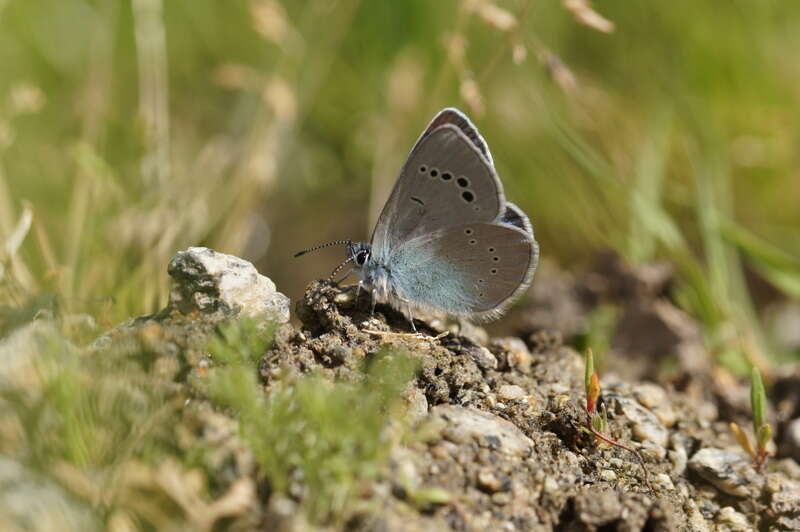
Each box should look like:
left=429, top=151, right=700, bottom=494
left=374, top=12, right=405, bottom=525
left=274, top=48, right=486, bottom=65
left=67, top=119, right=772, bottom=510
left=585, top=412, right=654, bottom=493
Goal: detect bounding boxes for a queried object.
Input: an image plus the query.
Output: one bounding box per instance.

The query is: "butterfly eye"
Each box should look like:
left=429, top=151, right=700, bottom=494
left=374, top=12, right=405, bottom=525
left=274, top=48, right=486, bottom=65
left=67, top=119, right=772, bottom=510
left=356, top=250, right=369, bottom=265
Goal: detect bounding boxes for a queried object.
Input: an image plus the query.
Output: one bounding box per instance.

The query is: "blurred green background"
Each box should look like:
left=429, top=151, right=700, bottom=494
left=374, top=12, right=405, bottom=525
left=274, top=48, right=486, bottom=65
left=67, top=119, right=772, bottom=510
left=1, top=0, right=799, bottom=365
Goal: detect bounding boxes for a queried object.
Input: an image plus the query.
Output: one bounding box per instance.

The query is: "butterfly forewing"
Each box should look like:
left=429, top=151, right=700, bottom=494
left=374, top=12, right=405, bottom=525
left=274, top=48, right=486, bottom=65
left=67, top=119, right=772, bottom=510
left=371, top=125, right=504, bottom=259
left=418, top=108, right=493, bottom=165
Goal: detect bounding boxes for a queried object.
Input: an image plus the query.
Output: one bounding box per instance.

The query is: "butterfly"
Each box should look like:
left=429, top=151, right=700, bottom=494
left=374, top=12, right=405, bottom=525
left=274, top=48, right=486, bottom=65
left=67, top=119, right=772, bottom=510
left=296, top=108, right=538, bottom=328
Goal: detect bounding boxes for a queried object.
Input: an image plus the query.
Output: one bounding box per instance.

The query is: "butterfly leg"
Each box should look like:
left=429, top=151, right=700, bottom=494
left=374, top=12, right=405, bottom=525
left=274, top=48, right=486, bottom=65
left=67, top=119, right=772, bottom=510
left=405, top=304, right=417, bottom=332
left=333, top=268, right=353, bottom=285
left=370, top=290, right=377, bottom=316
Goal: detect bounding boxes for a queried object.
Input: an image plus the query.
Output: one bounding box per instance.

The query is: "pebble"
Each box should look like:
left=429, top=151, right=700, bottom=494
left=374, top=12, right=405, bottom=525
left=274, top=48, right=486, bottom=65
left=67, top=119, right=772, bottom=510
left=714, top=507, right=750, bottom=531
left=467, top=346, right=498, bottom=371
left=543, top=477, right=559, bottom=494
left=782, top=417, right=800, bottom=460
left=668, top=449, right=688, bottom=477
left=653, top=473, right=674, bottom=491
left=404, top=388, right=429, bottom=425
left=491, top=492, right=512, bottom=505
left=631, top=382, right=666, bottom=409
left=688, top=448, right=751, bottom=498
left=684, top=499, right=711, bottom=532
left=490, top=337, right=532, bottom=373
left=599, top=469, right=617, bottom=482
left=477, top=469, right=509, bottom=493
left=765, top=475, right=800, bottom=516
left=615, top=396, right=669, bottom=448
left=497, top=384, right=526, bottom=401
left=432, top=405, right=533, bottom=458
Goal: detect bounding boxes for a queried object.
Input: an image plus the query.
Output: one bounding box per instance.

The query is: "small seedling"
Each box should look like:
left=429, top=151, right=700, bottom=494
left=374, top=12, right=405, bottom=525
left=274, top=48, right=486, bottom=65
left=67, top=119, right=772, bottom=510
left=730, top=367, right=772, bottom=471
left=581, top=349, right=653, bottom=492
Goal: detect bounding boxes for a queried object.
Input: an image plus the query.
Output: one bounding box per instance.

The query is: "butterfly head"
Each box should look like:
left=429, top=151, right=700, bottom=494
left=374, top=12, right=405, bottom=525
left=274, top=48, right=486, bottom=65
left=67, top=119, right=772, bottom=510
left=347, top=241, right=372, bottom=270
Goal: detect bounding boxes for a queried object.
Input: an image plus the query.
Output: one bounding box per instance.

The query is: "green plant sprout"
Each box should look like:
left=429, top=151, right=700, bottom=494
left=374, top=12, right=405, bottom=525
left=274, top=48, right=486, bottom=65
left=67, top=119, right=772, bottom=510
left=582, top=349, right=653, bottom=492
left=729, top=367, right=772, bottom=471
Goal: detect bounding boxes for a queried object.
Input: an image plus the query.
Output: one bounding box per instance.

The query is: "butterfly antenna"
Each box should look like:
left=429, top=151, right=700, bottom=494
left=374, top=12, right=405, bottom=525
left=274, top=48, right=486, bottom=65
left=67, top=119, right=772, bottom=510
left=327, top=256, right=354, bottom=281
left=293, top=239, right=352, bottom=258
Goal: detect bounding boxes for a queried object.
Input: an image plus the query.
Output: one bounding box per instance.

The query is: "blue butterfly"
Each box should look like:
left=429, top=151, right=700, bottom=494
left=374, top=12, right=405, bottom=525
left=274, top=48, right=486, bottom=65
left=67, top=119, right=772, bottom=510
left=297, top=108, right=538, bottom=328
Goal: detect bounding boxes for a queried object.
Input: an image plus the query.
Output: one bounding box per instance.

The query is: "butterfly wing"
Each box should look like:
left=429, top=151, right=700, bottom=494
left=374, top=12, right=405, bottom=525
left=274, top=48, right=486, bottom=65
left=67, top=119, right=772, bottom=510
left=385, top=220, right=538, bottom=321
left=370, top=109, right=505, bottom=260
left=418, top=107, right=494, bottom=165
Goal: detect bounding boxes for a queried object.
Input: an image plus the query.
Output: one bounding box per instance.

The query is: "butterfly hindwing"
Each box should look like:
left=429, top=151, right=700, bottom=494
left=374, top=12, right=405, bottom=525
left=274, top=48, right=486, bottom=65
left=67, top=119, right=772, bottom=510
left=385, top=221, right=537, bottom=320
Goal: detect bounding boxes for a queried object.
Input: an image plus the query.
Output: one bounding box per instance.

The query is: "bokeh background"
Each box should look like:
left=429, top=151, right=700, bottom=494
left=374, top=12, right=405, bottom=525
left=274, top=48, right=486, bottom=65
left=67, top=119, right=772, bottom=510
left=1, top=0, right=799, bottom=368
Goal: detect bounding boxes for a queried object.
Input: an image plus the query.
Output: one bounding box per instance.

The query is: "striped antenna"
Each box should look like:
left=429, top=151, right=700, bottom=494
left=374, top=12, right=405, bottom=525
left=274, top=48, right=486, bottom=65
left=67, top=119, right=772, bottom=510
left=293, top=239, right=351, bottom=258
left=328, top=256, right=354, bottom=281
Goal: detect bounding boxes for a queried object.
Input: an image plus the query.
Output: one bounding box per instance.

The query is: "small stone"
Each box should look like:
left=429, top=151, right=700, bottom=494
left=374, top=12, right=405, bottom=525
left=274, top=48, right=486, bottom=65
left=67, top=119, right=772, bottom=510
left=467, top=346, right=498, bottom=371
left=497, top=384, right=526, bottom=401
left=668, top=449, right=688, bottom=477
left=543, top=477, right=559, bottom=494
left=167, top=247, right=290, bottom=323
left=615, top=396, right=669, bottom=448
left=333, top=291, right=354, bottom=304
left=490, top=337, right=532, bottom=373
left=599, top=469, right=617, bottom=482
left=653, top=473, right=674, bottom=491
left=766, top=476, right=800, bottom=516
left=782, top=417, right=800, bottom=461
left=688, top=448, right=751, bottom=498
left=404, top=388, right=428, bottom=425
left=574, top=490, right=623, bottom=527
left=685, top=499, right=711, bottom=532
left=632, top=382, right=666, bottom=409
left=432, top=405, right=533, bottom=458
left=653, top=406, right=677, bottom=428
left=477, top=469, right=508, bottom=493
left=714, top=507, right=750, bottom=531
left=491, top=492, right=511, bottom=505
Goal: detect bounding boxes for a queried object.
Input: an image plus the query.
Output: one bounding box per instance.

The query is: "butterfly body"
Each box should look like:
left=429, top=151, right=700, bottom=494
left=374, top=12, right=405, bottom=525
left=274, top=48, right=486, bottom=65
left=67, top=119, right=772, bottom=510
left=302, top=108, right=538, bottom=325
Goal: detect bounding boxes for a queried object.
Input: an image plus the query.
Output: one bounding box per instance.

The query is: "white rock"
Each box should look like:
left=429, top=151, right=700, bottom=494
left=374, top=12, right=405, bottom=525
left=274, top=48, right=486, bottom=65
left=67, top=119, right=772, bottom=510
left=688, top=448, right=751, bottom=498
left=714, top=506, right=750, bottom=531
left=654, top=473, right=674, bottom=491
left=599, top=469, right=617, bottom=482
left=497, top=384, right=526, bottom=401
left=167, top=247, right=290, bottom=323
left=432, top=405, right=533, bottom=458
left=615, top=396, right=669, bottom=448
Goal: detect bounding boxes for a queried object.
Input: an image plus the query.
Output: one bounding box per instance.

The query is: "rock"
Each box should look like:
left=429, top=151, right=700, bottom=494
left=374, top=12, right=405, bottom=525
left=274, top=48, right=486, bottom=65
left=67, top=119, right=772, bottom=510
left=167, top=247, right=289, bottom=323
left=432, top=405, right=533, bottom=458
left=466, top=345, right=497, bottom=371
left=714, top=506, right=750, bottom=531
left=599, top=469, right=617, bottom=482
left=489, top=337, right=532, bottom=373
left=688, top=448, right=751, bottom=498
left=632, top=382, right=667, bottom=409
left=653, top=473, right=674, bottom=491
left=404, top=388, right=429, bottom=425
left=497, top=384, right=526, bottom=401
left=782, top=417, right=800, bottom=461
left=476, top=469, right=510, bottom=493
left=613, top=396, right=669, bottom=449
left=765, top=476, right=800, bottom=519
left=574, top=490, right=623, bottom=527
left=685, top=499, right=711, bottom=532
